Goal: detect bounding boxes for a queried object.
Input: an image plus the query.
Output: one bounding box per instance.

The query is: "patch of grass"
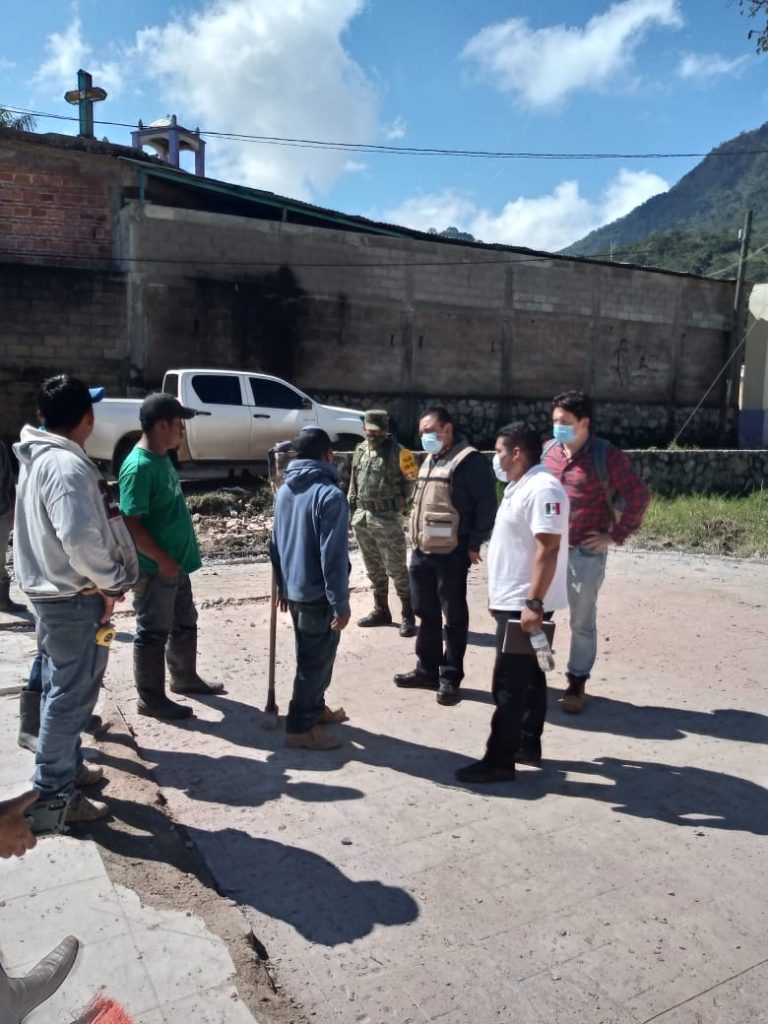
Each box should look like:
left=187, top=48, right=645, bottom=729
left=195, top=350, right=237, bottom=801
left=632, top=491, right=768, bottom=558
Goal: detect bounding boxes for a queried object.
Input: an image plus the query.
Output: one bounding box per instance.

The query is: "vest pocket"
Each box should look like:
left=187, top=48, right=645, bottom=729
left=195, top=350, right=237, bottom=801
left=421, top=511, right=459, bottom=553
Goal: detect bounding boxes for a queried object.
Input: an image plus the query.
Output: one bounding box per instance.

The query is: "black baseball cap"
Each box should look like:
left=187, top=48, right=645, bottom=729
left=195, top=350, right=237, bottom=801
left=140, top=393, right=201, bottom=429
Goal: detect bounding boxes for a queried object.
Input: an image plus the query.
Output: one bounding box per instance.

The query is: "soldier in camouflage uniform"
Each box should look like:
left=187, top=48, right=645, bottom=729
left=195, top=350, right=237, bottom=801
left=349, top=410, right=418, bottom=637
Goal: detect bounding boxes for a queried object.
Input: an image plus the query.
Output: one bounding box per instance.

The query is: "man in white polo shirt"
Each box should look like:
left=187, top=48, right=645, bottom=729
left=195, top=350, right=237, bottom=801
left=455, top=422, right=569, bottom=784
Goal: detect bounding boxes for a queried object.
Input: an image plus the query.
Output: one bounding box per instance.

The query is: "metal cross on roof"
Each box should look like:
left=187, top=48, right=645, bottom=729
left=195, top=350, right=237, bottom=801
left=64, top=68, right=107, bottom=139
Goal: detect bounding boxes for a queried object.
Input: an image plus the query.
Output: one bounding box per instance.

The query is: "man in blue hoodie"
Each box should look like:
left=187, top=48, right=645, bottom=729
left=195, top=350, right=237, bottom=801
left=269, top=428, right=350, bottom=750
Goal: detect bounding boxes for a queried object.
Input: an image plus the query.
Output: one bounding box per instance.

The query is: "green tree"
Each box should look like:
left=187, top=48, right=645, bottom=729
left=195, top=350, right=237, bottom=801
left=0, top=108, right=36, bottom=130
left=737, top=0, right=768, bottom=52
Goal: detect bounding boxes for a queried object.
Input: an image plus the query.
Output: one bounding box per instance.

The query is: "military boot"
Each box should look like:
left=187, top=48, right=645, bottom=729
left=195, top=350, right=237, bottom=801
left=357, top=589, right=392, bottom=627
left=357, top=604, right=393, bottom=627
left=18, top=690, right=40, bottom=752
left=0, top=579, right=27, bottom=615
left=399, top=598, right=417, bottom=638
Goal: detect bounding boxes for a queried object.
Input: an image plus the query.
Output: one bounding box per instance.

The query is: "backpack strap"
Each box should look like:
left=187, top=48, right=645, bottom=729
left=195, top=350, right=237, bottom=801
left=591, top=437, right=618, bottom=527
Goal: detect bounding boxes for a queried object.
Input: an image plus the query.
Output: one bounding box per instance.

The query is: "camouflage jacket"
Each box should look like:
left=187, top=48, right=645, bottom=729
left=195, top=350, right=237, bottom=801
left=348, top=439, right=417, bottom=514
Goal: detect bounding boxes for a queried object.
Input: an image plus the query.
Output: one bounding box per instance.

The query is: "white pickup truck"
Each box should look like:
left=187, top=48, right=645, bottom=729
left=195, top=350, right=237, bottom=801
left=86, top=368, right=366, bottom=474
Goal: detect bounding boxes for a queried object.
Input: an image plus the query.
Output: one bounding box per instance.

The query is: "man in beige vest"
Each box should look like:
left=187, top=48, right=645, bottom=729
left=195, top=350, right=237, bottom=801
left=394, top=406, right=497, bottom=706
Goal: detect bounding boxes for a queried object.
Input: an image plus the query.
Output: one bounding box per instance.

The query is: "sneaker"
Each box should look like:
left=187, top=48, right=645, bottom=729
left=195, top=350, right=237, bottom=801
left=316, top=705, right=349, bottom=725
left=285, top=726, right=344, bottom=750
left=357, top=608, right=393, bottom=627
left=137, top=697, right=194, bottom=721
left=561, top=675, right=587, bottom=714
left=75, top=762, right=104, bottom=787
left=436, top=681, right=461, bottom=706
left=66, top=791, right=109, bottom=823
left=393, top=669, right=439, bottom=689
left=399, top=616, right=417, bottom=638
left=455, top=760, right=515, bottom=784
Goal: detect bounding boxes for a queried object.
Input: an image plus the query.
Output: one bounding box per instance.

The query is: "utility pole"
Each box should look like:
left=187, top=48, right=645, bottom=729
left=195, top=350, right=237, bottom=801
left=718, top=209, right=752, bottom=445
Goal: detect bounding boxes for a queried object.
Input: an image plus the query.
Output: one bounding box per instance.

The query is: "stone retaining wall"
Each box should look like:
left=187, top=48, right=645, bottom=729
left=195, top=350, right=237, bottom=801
left=314, top=392, right=735, bottom=450
left=333, top=447, right=768, bottom=497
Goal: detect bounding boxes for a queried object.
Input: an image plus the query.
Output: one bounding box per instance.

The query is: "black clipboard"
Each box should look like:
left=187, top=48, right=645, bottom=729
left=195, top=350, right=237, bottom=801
left=502, top=619, right=556, bottom=656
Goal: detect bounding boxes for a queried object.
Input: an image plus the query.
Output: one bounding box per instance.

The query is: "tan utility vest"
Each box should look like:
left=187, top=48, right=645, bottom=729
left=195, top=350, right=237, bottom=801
left=410, top=441, right=476, bottom=553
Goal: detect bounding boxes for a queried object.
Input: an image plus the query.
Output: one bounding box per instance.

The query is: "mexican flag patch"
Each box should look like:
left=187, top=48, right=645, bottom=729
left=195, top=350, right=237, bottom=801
left=544, top=501, right=561, bottom=515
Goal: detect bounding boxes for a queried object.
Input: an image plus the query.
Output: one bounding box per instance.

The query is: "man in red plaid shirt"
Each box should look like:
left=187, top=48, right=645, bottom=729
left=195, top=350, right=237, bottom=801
left=542, top=390, right=650, bottom=713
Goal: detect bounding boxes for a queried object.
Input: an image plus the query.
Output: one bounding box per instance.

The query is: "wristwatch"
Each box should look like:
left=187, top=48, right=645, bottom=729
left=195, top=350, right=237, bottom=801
left=525, top=598, right=544, bottom=612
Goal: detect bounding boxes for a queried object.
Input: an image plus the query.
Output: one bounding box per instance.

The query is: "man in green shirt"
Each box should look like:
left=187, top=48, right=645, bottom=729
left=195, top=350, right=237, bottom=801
left=119, top=394, right=222, bottom=720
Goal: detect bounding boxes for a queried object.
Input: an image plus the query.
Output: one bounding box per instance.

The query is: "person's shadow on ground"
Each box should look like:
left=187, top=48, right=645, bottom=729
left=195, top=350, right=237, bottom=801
left=207, top=829, right=419, bottom=946
left=508, top=756, right=768, bottom=835
left=126, top=695, right=768, bottom=835
left=552, top=694, right=768, bottom=744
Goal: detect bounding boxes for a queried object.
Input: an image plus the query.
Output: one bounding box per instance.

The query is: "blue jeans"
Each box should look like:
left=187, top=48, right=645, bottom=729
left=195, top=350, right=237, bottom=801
left=566, top=547, right=608, bottom=678
left=32, top=594, right=110, bottom=799
left=25, top=651, right=44, bottom=693
left=287, top=599, right=340, bottom=733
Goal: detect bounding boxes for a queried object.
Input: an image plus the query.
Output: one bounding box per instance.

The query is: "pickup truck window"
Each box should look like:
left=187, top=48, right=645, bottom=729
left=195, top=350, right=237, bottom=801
left=191, top=374, right=242, bottom=406
left=249, top=378, right=306, bottom=410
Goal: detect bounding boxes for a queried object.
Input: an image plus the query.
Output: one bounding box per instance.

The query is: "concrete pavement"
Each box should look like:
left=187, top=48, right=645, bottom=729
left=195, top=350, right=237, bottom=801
left=2, top=548, right=768, bottom=1023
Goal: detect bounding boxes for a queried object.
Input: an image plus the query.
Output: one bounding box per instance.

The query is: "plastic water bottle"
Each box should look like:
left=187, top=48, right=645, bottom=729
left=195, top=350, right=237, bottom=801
left=529, top=629, right=555, bottom=672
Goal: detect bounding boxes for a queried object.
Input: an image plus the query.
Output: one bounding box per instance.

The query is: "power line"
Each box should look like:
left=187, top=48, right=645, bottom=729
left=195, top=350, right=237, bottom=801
left=4, top=104, right=768, bottom=161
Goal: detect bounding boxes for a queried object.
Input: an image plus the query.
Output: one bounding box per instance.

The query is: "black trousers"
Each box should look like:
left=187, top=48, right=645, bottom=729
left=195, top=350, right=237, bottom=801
left=485, top=610, right=551, bottom=768
left=409, top=546, right=470, bottom=686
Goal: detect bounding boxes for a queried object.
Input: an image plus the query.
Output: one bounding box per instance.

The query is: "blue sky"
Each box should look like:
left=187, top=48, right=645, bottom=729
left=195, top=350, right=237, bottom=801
left=1, top=0, right=766, bottom=253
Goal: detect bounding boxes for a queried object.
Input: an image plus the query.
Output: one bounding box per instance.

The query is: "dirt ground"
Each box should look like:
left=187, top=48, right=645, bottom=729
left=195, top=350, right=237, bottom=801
left=9, top=486, right=766, bottom=1022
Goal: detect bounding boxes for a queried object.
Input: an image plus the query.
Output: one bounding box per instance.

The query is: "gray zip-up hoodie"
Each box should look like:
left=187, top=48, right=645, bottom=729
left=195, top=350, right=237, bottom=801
left=13, top=425, right=139, bottom=599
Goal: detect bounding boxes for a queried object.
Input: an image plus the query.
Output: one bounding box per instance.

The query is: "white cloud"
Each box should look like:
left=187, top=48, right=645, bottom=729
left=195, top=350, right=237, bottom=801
left=386, top=115, right=407, bottom=140
left=461, top=0, right=683, bottom=108
left=0, top=57, right=16, bottom=72
left=378, top=169, right=669, bottom=252
left=34, top=17, right=123, bottom=97
left=677, top=52, right=750, bottom=80
left=133, top=0, right=378, bottom=199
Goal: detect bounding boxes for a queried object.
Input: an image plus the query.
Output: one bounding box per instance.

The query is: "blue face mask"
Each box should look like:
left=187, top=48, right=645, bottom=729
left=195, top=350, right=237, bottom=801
left=421, top=432, right=442, bottom=454
left=492, top=453, right=508, bottom=482
left=553, top=423, right=577, bottom=445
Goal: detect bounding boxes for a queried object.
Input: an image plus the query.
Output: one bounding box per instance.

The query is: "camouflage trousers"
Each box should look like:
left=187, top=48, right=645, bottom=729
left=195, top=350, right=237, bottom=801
left=352, top=510, right=410, bottom=609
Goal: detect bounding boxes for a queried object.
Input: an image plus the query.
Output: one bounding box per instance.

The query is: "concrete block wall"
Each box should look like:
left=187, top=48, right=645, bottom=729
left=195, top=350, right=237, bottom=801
left=0, top=263, right=127, bottom=438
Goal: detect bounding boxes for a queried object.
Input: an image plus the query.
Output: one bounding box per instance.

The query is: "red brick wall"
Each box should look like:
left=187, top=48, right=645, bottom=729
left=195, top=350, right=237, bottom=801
left=0, top=165, right=112, bottom=266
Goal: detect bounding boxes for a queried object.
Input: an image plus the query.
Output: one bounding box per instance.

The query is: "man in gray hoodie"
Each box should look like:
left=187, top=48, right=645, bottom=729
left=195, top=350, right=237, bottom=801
left=269, top=428, right=350, bottom=750
left=14, top=376, right=138, bottom=824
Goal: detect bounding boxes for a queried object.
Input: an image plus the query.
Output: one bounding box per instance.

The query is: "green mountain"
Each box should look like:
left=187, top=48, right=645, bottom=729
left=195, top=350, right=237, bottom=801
left=562, top=121, right=768, bottom=281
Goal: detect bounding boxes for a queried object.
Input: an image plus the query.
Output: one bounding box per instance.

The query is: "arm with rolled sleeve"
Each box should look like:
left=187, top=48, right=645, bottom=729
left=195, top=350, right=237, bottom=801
left=606, top=446, right=651, bottom=544
left=318, top=488, right=351, bottom=618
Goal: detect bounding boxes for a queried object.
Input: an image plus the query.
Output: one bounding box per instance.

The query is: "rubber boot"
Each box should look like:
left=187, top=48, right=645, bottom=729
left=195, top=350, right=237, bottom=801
left=18, top=690, right=40, bottom=752
left=399, top=597, right=417, bottom=638
left=0, top=935, right=79, bottom=1023
left=134, top=644, right=193, bottom=720
left=167, top=633, right=224, bottom=694
left=0, top=578, right=27, bottom=615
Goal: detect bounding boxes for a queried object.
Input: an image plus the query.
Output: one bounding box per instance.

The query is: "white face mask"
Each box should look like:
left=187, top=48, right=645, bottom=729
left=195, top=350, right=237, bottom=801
left=492, top=452, right=508, bottom=482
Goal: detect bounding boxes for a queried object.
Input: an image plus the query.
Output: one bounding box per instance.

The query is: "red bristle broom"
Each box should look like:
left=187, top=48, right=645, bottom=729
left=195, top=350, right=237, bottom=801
left=73, top=994, right=135, bottom=1024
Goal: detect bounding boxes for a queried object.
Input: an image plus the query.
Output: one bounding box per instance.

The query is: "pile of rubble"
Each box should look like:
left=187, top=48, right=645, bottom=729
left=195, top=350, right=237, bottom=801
left=187, top=486, right=274, bottom=562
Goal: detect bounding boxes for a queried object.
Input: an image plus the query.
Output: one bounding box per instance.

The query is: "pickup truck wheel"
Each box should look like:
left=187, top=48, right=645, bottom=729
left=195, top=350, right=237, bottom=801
left=113, top=434, right=141, bottom=478
left=334, top=433, right=362, bottom=452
